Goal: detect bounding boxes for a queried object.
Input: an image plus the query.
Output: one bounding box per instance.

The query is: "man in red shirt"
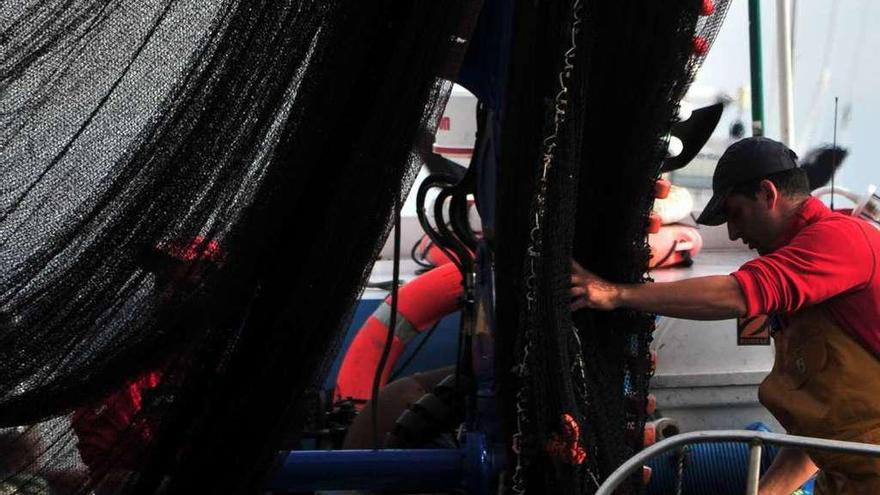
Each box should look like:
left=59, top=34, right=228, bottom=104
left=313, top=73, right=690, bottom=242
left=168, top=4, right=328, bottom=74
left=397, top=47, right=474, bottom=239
left=72, top=236, right=224, bottom=492
left=571, top=137, right=880, bottom=494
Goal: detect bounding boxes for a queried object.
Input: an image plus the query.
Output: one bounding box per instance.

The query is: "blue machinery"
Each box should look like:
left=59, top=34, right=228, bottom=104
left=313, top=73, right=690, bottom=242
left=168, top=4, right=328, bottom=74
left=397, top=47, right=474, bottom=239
left=268, top=1, right=515, bottom=493
left=267, top=428, right=880, bottom=494
left=269, top=431, right=500, bottom=494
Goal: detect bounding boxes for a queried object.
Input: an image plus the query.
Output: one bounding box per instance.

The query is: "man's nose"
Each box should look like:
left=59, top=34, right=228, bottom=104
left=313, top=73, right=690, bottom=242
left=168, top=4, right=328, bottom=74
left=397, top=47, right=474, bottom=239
left=727, top=222, right=740, bottom=241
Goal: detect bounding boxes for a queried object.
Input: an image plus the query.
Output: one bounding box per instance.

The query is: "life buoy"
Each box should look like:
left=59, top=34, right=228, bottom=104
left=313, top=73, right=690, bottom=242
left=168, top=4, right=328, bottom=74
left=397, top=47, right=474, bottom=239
left=652, top=184, right=694, bottom=225
left=334, top=261, right=463, bottom=406
left=648, top=224, right=703, bottom=269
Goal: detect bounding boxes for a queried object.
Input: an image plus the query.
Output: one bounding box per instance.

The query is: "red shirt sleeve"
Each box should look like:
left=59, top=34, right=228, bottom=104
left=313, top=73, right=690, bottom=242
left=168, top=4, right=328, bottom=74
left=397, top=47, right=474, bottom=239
left=732, top=219, right=874, bottom=316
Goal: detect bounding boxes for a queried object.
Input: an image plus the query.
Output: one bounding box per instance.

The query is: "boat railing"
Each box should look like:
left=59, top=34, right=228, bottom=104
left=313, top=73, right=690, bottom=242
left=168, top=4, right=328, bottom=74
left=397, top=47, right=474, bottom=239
left=596, top=429, right=880, bottom=495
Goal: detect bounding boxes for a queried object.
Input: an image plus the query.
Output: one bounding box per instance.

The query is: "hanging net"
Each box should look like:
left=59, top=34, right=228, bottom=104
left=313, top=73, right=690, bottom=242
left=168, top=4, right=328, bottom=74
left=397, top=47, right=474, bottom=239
left=0, top=0, right=475, bottom=493
left=494, top=1, right=730, bottom=494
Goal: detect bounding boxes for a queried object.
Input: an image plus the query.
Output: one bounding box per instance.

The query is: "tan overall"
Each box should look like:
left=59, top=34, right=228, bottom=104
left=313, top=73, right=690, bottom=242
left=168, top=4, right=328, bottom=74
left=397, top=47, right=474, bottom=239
left=758, top=306, right=880, bottom=494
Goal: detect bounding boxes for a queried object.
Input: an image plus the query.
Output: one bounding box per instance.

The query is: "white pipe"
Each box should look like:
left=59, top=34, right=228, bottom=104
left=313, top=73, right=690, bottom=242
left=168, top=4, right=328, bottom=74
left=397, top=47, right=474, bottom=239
left=811, top=185, right=860, bottom=206
left=777, top=0, right=796, bottom=147
left=745, top=441, right=763, bottom=495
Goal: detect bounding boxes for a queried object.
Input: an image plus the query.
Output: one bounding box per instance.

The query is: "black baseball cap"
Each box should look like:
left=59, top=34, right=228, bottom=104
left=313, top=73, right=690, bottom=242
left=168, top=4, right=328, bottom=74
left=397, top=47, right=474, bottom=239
left=696, top=137, right=800, bottom=226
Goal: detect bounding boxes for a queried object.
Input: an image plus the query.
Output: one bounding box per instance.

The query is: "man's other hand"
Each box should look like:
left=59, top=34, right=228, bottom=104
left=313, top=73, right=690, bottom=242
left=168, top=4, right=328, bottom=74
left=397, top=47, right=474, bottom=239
left=570, top=260, right=622, bottom=311
left=570, top=261, right=747, bottom=320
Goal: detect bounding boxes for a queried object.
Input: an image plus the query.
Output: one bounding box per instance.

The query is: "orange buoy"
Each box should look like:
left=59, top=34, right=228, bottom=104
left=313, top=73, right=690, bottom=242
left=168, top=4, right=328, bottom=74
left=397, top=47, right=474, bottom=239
left=644, top=421, right=657, bottom=446
left=654, top=178, right=671, bottom=199
left=648, top=224, right=703, bottom=269
left=646, top=393, right=657, bottom=415
left=647, top=213, right=663, bottom=234
left=334, top=262, right=463, bottom=405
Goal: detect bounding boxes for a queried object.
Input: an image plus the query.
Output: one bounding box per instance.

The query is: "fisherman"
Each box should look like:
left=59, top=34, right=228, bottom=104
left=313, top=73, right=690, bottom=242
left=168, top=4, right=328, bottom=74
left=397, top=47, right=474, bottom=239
left=72, top=236, right=224, bottom=493
left=570, top=137, right=880, bottom=494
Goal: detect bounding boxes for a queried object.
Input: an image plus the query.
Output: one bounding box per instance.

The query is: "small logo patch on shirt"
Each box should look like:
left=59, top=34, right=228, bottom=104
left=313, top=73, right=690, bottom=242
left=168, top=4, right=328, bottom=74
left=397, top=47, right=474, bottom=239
left=737, top=314, right=772, bottom=345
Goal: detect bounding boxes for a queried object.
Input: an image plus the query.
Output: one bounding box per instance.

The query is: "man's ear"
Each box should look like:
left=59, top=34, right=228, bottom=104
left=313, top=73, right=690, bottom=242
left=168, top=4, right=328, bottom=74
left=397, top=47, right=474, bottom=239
left=758, top=179, right=780, bottom=209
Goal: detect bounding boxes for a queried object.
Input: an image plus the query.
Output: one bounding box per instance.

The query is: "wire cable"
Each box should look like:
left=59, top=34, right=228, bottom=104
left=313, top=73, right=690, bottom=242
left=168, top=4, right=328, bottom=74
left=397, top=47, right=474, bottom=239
left=388, top=320, right=442, bottom=383
left=410, top=235, right=435, bottom=269
left=370, top=195, right=402, bottom=449
left=799, top=1, right=838, bottom=149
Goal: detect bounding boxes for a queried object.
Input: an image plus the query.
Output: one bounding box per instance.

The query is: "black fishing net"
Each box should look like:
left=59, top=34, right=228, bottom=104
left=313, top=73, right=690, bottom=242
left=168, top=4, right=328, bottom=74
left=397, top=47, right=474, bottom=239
left=495, top=1, right=730, bottom=494
left=0, top=0, right=477, bottom=493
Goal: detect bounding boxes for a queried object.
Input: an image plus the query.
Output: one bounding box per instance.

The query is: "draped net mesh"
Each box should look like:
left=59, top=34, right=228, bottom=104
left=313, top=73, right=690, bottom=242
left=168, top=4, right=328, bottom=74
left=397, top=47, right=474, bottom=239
left=495, top=1, right=730, bottom=493
left=1, top=0, right=730, bottom=493
left=1, top=1, right=466, bottom=492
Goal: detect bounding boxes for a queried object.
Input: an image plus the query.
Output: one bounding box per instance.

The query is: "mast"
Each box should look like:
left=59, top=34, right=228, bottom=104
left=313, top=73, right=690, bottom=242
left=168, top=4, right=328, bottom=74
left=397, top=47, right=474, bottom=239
left=776, top=0, right=796, bottom=146
left=748, top=0, right=765, bottom=137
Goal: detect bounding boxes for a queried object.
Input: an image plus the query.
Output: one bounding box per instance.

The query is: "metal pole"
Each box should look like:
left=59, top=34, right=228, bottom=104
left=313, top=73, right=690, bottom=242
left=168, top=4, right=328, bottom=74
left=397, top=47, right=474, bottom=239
left=745, top=440, right=763, bottom=495
left=777, top=0, right=796, bottom=146
left=748, top=0, right=765, bottom=137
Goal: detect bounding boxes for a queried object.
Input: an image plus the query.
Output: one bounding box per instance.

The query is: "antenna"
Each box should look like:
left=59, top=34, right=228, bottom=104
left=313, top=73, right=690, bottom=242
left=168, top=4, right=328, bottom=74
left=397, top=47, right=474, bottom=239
left=831, top=96, right=839, bottom=210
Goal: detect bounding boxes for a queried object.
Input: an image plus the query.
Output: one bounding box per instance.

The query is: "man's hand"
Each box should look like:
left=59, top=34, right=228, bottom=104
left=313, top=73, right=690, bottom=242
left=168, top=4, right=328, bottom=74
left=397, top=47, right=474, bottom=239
left=757, top=447, right=818, bottom=495
left=570, top=260, right=622, bottom=311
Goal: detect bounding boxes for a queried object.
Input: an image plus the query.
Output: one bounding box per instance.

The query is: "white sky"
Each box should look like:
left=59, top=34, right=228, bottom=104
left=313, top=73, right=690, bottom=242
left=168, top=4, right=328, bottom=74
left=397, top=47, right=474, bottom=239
left=695, top=0, right=878, bottom=195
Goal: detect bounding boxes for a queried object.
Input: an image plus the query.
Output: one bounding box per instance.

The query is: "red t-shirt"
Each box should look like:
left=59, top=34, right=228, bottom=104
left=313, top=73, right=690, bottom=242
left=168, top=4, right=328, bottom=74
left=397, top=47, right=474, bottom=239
left=72, top=236, right=222, bottom=472
left=71, top=370, right=163, bottom=471
left=732, top=197, right=880, bottom=357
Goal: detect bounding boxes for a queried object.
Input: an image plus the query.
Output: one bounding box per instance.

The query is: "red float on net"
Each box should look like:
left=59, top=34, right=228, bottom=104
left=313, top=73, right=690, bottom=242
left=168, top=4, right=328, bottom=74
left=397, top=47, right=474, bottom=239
left=693, top=36, right=709, bottom=57
left=701, top=0, right=716, bottom=16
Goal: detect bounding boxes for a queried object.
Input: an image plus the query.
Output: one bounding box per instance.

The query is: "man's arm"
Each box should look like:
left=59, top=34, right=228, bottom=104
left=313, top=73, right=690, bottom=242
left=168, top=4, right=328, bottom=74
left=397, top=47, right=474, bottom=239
left=570, top=261, right=748, bottom=320
left=757, top=447, right=818, bottom=495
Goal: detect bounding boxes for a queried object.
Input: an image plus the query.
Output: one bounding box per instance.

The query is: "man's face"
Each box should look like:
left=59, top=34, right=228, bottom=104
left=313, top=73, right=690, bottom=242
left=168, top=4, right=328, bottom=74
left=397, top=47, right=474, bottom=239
left=724, top=192, right=780, bottom=255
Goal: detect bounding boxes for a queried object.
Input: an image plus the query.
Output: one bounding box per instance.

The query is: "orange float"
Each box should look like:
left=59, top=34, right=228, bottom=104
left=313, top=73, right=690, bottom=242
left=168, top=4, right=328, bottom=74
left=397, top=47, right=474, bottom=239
left=334, top=262, right=463, bottom=405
